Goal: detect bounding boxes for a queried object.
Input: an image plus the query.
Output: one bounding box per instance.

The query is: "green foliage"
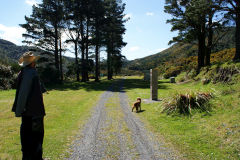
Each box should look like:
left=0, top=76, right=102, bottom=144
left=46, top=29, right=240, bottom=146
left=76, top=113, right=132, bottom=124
left=221, top=0, right=240, bottom=61
left=195, top=62, right=240, bottom=84
left=175, top=72, right=188, bottom=82
left=103, top=0, right=127, bottom=79
left=0, top=63, right=17, bottom=90
left=163, top=66, right=183, bottom=79
left=157, top=48, right=236, bottom=80
left=36, top=52, right=60, bottom=84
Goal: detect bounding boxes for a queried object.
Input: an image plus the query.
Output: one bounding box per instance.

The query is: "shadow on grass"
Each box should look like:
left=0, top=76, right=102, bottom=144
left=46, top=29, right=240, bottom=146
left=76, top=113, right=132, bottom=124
left=122, top=78, right=169, bottom=91
left=46, top=78, right=170, bottom=92
left=137, top=109, right=146, bottom=113
left=46, top=80, right=114, bottom=92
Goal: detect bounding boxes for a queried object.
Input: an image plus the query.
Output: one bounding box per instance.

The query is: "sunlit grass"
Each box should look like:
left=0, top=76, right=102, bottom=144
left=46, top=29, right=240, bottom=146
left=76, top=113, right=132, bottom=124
left=0, top=80, right=112, bottom=160
left=124, top=76, right=240, bottom=160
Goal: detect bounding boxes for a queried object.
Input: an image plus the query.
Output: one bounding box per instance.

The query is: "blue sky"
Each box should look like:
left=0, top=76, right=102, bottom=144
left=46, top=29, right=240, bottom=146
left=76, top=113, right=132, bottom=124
left=0, top=0, right=177, bottom=60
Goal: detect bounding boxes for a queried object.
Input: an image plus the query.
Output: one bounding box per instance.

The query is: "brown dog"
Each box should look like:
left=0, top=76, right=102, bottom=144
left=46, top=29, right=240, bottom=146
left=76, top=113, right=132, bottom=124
left=132, top=97, right=141, bottom=112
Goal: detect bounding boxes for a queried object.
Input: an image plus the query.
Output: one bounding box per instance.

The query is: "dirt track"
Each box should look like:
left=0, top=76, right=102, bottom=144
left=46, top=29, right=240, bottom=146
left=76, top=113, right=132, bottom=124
left=68, top=80, right=179, bottom=160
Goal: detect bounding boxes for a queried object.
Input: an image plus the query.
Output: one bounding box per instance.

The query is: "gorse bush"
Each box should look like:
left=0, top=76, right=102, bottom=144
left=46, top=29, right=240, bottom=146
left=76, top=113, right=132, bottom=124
left=163, top=66, right=183, bottom=79
left=212, top=63, right=240, bottom=83
left=158, top=48, right=235, bottom=79
left=0, top=63, right=17, bottom=90
left=162, top=92, right=212, bottom=115
left=195, top=62, right=240, bottom=84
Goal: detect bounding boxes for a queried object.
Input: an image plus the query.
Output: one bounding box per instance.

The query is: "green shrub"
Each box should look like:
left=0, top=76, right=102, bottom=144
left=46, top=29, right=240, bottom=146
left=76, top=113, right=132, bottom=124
left=193, top=62, right=240, bottom=84
left=0, top=63, right=15, bottom=90
left=212, top=63, right=240, bottom=83
left=176, top=72, right=187, bottom=82
left=187, top=69, right=197, bottom=79
left=164, top=66, right=183, bottom=79
left=36, top=52, right=60, bottom=84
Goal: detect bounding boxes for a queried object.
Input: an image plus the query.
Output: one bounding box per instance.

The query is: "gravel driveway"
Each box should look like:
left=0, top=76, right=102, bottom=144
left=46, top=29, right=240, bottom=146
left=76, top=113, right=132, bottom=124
left=68, top=80, right=179, bottom=160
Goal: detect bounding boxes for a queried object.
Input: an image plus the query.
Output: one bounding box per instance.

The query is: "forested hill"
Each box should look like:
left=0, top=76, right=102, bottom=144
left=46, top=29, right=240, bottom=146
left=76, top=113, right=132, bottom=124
left=0, top=39, right=29, bottom=63
left=127, top=28, right=235, bottom=71
left=0, top=39, right=74, bottom=65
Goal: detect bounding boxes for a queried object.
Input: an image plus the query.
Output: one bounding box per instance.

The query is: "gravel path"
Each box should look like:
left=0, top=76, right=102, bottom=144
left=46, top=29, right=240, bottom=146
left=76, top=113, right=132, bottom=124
left=68, top=80, right=179, bottom=160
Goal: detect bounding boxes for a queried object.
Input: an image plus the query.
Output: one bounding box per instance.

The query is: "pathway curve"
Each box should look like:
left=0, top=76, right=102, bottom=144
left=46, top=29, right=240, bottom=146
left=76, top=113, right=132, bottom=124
left=68, top=80, right=179, bottom=160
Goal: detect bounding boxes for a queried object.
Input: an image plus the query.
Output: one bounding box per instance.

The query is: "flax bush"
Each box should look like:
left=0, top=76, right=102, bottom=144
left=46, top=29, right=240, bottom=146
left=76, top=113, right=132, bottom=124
left=162, top=92, right=212, bottom=115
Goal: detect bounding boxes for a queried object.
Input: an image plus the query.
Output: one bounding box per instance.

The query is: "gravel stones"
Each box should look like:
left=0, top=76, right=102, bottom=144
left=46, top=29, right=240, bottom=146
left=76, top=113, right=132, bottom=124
left=68, top=80, right=179, bottom=160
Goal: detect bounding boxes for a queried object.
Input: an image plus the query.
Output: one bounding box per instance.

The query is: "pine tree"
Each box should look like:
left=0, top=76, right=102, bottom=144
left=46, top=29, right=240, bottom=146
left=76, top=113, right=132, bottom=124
left=103, top=0, right=127, bottom=80
left=91, top=0, right=105, bottom=82
left=20, top=0, right=65, bottom=81
left=63, top=0, right=82, bottom=81
left=205, top=0, right=224, bottom=66
left=165, top=0, right=226, bottom=70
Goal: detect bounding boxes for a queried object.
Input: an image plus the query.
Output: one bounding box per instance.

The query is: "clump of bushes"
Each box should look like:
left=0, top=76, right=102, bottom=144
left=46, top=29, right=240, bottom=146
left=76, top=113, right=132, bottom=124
left=212, top=63, right=240, bottom=83
left=194, top=63, right=240, bottom=84
left=163, top=66, right=183, bottom=79
left=0, top=63, right=17, bottom=90
left=162, top=92, right=212, bottom=115
left=36, top=52, right=60, bottom=84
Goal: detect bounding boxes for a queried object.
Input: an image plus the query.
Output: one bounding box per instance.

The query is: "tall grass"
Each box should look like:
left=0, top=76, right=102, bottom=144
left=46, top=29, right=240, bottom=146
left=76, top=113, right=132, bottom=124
left=162, top=92, right=212, bottom=115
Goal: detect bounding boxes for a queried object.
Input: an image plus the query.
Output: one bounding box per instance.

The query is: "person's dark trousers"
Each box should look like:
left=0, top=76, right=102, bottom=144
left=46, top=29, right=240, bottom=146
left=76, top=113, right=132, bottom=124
left=20, top=116, right=44, bottom=160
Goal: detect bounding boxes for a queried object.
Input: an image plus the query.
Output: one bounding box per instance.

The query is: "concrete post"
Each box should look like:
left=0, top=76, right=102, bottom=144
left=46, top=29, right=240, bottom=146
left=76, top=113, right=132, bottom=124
left=150, top=69, right=158, bottom=100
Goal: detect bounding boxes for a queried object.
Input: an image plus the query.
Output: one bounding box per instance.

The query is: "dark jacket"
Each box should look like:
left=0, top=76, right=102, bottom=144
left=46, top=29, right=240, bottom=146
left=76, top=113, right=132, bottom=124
left=12, top=67, right=46, bottom=117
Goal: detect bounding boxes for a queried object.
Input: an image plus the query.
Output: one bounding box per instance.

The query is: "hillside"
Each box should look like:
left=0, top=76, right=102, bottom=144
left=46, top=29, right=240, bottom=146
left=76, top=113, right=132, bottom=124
left=0, top=39, right=30, bottom=63
left=0, top=39, right=75, bottom=89
left=0, top=39, right=74, bottom=65
left=127, top=28, right=235, bottom=71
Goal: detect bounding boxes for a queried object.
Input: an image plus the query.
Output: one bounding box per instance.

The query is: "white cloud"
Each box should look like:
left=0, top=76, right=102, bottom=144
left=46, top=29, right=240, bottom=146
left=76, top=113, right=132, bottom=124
left=129, top=46, right=140, bottom=52
left=146, top=12, right=154, bottom=16
left=0, top=24, right=25, bottom=45
left=25, top=0, right=37, bottom=6
left=148, top=48, right=166, bottom=54
left=124, top=13, right=132, bottom=20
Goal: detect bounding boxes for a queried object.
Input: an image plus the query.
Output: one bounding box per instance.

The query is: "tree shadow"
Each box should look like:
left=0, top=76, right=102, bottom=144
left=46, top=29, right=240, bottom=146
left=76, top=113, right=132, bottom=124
left=46, top=80, right=114, bottom=92
left=121, top=78, right=169, bottom=91
left=46, top=78, right=170, bottom=92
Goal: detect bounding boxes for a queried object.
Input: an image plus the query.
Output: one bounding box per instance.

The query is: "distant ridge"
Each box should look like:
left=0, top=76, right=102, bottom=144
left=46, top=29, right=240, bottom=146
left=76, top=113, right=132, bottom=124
left=0, top=39, right=75, bottom=65
left=0, top=39, right=29, bottom=61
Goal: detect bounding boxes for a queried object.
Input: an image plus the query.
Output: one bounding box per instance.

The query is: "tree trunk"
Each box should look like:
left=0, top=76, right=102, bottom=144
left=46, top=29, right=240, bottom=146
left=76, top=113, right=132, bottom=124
left=107, top=33, right=114, bottom=80
left=198, top=30, right=206, bottom=71
left=206, top=13, right=213, bottom=66
left=81, top=45, right=86, bottom=82
left=95, top=20, right=100, bottom=82
left=107, top=50, right=111, bottom=80
left=80, top=19, right=87, bottom=82
left=86, top=16, right=90, bottom=81
left=75, top=41, right=80, bottom=81
left=59, top=37, right=63, bottom=82
left=234, top=7, right=240, bottom=61
left=54, top=26, right=59, bottom=80
left=95, top=44, right=100, bottom=82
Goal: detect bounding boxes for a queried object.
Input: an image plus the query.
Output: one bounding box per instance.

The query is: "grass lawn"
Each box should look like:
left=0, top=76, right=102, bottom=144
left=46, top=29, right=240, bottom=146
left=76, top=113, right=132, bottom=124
left=124, top=76, right=240, bottom=160
left=0, top=79, right=113, bottom=160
